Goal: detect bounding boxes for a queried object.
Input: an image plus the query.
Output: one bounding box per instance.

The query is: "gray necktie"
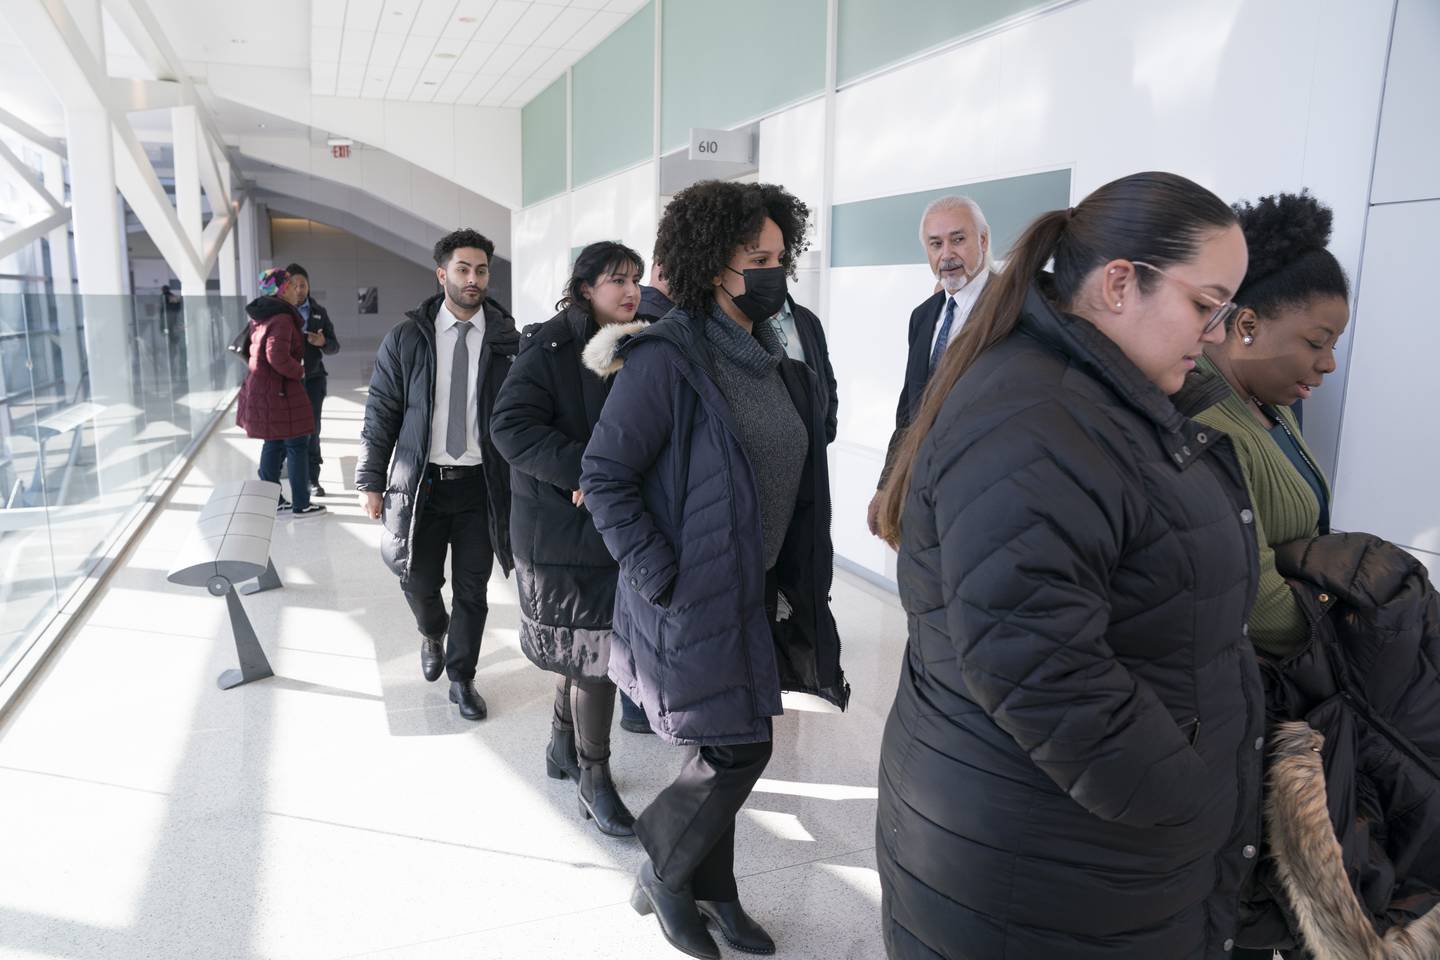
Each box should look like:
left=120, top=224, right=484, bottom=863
left=445, top=320, right=472, bottom=459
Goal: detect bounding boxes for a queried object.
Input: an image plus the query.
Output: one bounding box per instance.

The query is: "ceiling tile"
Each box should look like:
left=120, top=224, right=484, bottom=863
left=537, top=6, right=595, bottom=49
left=567, top=9, right=625, bottom=48
left=366, top=30, right=406, bottom=69
left=442, top=0, right=494, bottom=40
left=412, top=0, right=457, bottom=37
left=508, top=44, right=557, bottom=78
left=484, top=74, right=524, bottom=101
left=362, top=72, right=391, bottom=98
left=340, top=29, right=374, bottom=64
left=462, top=74, right=502, bottom=101
left=311, top=61, right=340, bottom=96
left=480, top=42, right=527, bottom=75
left=567, top=0, right=611, bottom=9
left=504, top=3, right=565, bottom=47
left=387, top=67, right=421, bottom=98
left=430, top=34, right=470, bottom=59
left=311, top=27, right=343, bottom=61
left=454, top=39, right=499, bottom=72
left=377, top=0, right=414, bottom=35
left=343, top=0, right=385, bottom=31
left=605, top=0, right=648, bottom=11
left=436, top=70, right=474, bottom=101
left=312, top=0, right=347, bottom=29
left=544, top=46, right=584, bottom=72
left=475, top=1, right=528, bottom=43
left=398, top=33, right=437, bottom=65
left=337, top=59, right=367, bottom=97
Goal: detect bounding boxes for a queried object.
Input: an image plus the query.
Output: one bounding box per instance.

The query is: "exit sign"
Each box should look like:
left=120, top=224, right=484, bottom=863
left=331, top=144, right=350, bottom=159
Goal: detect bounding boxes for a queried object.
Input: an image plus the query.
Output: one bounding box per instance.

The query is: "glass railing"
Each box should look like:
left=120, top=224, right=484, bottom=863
left=0, top=291, right=246, bottom=687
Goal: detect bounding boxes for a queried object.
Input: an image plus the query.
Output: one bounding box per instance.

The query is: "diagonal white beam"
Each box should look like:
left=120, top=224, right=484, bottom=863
left=0, top=137, right=65, bottom=212
left=0, top=208, right=72, bottom=262
left=200, top=207, right=236, bottom=276
left=0, top=106, right=64, bottom=156
left=9, top=0, right=206, bottom=282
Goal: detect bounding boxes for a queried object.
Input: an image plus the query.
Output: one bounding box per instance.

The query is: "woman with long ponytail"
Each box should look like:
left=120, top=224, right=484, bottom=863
left=875, top=172, right=1265, bottom=959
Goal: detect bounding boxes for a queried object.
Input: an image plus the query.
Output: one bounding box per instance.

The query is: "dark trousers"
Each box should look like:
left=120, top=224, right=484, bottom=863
left=636, top=726, right=773, bottom=902
left=259, top=436, right=311, bottom=511
left=402, top=469, right=494, bottom=681
left=553, top=675, right=616, bottom=767
left=304, top=376, right=327, bottom=480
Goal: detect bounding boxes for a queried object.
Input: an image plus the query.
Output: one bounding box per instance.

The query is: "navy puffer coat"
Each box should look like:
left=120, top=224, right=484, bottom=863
left=579, top=308, right=850, bottom=746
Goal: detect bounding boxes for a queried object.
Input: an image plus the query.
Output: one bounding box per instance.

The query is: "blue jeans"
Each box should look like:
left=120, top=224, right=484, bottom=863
left=259, top=436, right=311, bottom=511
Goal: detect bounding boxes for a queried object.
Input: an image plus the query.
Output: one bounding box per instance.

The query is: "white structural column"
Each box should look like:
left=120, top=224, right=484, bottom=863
left=42, top=152, right=84, bottom=391
left=171, top=105, right=205, bottom=295
left=218, top=164, right=238, bottom=297
left=237, top=194, right=259, bottom=298
left=61, top=0, right=123, bottom=296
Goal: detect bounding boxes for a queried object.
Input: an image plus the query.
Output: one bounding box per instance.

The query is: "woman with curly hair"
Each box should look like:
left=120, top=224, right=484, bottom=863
left=1194, top=191, right=1349, bottom=659
left=580, top=180, right=849, bottom=959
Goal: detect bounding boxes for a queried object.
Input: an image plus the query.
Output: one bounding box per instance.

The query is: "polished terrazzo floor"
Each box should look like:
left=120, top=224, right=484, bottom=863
left=0, top=349, right=909, bottom=960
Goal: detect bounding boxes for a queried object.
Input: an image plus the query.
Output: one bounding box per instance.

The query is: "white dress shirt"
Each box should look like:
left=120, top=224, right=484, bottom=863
left=929, top=269, right=991, bottom=358
left=429, top=301, right=485, bottom=466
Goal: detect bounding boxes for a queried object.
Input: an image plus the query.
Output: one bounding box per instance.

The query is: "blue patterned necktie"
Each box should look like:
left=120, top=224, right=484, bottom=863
left=928, top=297, right=957, bottom=372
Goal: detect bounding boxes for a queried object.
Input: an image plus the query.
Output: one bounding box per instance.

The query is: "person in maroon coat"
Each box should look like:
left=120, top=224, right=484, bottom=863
left=236, top=267, right=326, bottom=517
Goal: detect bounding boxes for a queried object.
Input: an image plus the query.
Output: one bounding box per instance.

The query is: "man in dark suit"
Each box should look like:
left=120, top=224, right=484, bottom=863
left=867, top=196, right=993, bottom=536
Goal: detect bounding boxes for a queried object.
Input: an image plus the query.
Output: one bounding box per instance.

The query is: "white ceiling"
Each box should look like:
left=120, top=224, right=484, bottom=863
left=310, top=0, right=648, bottom=108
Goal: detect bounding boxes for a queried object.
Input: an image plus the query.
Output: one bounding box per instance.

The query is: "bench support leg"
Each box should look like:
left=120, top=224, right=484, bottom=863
left=218, top=588, right=275, bottom=690
left=239, top=557, right=283, bottom=595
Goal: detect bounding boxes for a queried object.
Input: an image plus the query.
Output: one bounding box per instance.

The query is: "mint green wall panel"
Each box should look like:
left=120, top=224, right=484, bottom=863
left=837, top=0, right=1051, bottom=83
left=572, top=3, right=655, bottom=186
left=830, top=169, right=1072, bottom=267
left=522, top=77, right=567, bottom=206
left=660, top=0, right=826, bottom=153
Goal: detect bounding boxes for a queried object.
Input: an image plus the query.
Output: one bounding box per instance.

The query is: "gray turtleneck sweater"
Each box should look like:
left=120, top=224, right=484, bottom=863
left=704, top=306, right=808, bottom=571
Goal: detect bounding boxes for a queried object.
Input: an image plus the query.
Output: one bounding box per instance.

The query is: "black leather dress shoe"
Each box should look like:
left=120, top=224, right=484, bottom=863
left=420, top=635, right=444, bottom=682
left=697, top=899, right=775, bottom=955
left=449, top=680, right=487, bottom=720
left=630, top=861, right=718, bottom=960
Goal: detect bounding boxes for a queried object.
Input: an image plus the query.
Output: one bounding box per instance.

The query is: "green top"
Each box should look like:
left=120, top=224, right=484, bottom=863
left=1194, top=355, right=1330, bottom=656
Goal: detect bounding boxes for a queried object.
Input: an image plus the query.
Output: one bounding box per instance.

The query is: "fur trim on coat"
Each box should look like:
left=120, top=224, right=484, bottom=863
left=581, top=319, right=649, bottom=379
left=1268, top=720, right=1440, bottom=959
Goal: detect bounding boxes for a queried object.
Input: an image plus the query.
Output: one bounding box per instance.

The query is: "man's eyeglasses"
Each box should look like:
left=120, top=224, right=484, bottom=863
left=1130, top=261, right=1239, bottom=334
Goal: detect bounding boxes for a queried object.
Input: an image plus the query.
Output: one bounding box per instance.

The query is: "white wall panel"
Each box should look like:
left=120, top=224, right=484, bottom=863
left=1371, top=0, right=1440, bottom=204
left=570, top=161, right=659, bottom=280
left=758, top=98, right=827, bottom=251
left=1331, top=199, right=1440, bottom=555
left=825, top=0, right=1393, bottom=580
left=512, top=193, right=571, bottom=328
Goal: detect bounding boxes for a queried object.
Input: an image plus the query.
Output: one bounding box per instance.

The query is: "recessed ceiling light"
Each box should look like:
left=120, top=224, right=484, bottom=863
left=458, top=15, right=477, bottom=22
left=434, top=52, right=456, bottom=59
left=230, top=38, right=247, bottom=44
left=257, top=122, right=266, bottom=128
left=422, top=81, right=438, bottom=85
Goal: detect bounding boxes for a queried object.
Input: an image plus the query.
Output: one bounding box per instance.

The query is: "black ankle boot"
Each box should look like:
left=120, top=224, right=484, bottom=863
left=697, top=899, right=775, bottom=955
left=545, top=726, right=581, bottom=781
left=630, top=860, right=718, bottom=960
left=577, top=763, right=636, bottom=838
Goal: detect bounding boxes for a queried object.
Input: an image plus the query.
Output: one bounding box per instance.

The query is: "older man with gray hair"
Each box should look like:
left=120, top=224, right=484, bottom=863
left=867, top=194, right=993, bottom=537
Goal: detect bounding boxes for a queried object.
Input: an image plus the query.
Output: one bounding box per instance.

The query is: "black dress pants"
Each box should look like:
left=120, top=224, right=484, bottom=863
left=553, top=675, right=617, bottom=767
left=402, top=469, right=494, bottom=681
left=304, top=375, right=327, bottom=480
left=636, top=726, right=773, bottom=902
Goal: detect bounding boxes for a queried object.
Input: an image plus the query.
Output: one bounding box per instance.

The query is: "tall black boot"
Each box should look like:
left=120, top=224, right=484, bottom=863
left=546, top=725, right=581, bottom=782
left=578, top=763, right=636, bottom=838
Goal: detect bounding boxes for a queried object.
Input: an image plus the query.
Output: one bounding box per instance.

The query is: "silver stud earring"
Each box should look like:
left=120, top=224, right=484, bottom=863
left=1242, top=334, right=1254, bottom=345
left=1115, top=301, right=1123, bottom=308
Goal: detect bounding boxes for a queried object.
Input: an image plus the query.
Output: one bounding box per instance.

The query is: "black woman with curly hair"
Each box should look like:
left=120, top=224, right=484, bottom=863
left=579, top=181, right=850, bottom=959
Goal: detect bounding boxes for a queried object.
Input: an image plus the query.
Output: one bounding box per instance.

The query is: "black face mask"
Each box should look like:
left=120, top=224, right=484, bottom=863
left=724, top=265, right=788, bottom=324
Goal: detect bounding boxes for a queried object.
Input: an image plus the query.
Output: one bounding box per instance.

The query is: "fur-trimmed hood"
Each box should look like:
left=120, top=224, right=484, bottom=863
left=581, top=319, right=650, bottom=379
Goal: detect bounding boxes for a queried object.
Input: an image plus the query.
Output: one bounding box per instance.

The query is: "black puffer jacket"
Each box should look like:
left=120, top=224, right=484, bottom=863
left=490, top=306, right=615, bottom=681
left=1240, top=533, right=1440, bottom=957
left=356, top=293, right=518, bottom=581
left=877, top=286, right=1265, bottom=960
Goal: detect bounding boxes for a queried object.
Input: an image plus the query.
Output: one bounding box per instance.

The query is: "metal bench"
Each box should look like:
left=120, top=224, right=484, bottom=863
left=167, top=479, right=284, bottom=690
